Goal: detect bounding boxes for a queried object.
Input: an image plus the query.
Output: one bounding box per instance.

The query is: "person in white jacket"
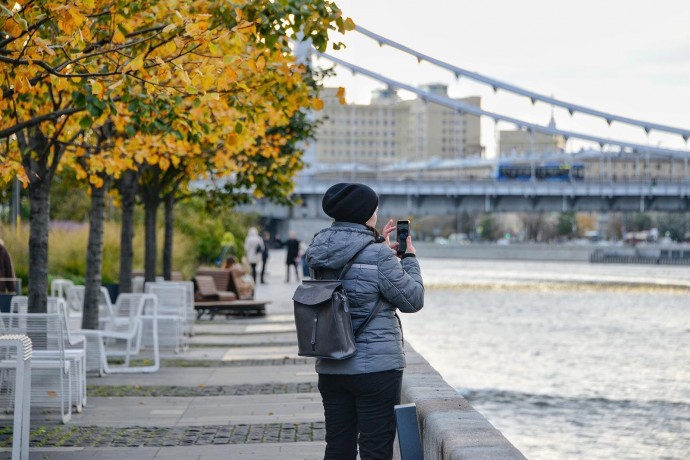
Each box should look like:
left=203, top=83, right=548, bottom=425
left=243, top=227, right=264, bottom=284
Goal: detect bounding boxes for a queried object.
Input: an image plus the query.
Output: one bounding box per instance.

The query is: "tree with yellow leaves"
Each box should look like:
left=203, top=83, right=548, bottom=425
left=1, top=0, right=352, bottom=317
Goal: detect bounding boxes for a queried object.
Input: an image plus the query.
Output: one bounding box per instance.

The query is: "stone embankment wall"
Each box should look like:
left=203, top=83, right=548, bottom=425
left=402, top=344, right=527, bottom=460
left=415, top=241, right=593, bottom=261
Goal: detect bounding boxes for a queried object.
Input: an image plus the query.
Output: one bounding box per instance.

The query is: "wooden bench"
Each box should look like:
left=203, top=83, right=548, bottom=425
left=194, top=275, right=237, bottom=302
left=193, top=275, right=268, bottom=319
left=193, top=299, right=269, bottom=320
left=195, top=268, right=254, bottom=300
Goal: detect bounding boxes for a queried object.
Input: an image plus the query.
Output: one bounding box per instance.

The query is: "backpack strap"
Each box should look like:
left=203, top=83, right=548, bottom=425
left=353, top=298, right=384, bottom=338
left=338, top=241, right=375, bottom=280
left=337, top=240, right=384, bottom=338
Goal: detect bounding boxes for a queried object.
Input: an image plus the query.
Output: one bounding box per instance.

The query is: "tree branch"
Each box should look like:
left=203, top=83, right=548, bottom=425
left=0, top=106, right=84, bottom=139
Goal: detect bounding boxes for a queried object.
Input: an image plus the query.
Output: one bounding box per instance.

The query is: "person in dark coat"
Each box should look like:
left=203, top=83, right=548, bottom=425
left=285, top=230, right=300, bottom=283
left=305, top=182, right=424, bottom=460
left=260, top=231, right=270, bottom=284
left=0, top=239, right=17, bottom=293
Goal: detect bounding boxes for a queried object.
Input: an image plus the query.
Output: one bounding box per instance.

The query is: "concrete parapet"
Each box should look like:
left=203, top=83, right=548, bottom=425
left=402, top=345, right=526, bottom=460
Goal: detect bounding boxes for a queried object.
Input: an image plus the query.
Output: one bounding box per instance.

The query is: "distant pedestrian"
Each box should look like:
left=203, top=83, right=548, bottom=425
left=223, top=256, right=254, bottom=300
left=243, top=227, right=264, bottom=284
left=0, top=238, right=16, bottom=293
left=260, top=231, right=270, bottom=284
left=285, top=230, right=300, bottom=283
left=299, top=240, right=310, bottom=278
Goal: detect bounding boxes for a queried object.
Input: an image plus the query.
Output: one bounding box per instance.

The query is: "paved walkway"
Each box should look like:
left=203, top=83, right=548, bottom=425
left=0, top=250, right=335, bottom=460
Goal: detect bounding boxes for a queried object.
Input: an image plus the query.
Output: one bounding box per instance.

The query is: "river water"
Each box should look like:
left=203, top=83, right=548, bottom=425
left=402, top=258, right=690, bottom=460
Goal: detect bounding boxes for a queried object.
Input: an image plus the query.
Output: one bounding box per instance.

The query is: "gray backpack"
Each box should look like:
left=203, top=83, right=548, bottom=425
left=292, top=242, right=383, bottom=360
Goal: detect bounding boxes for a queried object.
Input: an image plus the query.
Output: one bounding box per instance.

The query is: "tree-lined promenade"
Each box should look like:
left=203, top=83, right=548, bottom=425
left=0, top=0, right=352, bottom=328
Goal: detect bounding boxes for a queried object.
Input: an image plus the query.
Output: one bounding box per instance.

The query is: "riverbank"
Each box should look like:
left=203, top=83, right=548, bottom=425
left=415, top=241, right=690, bottom=263
left=400, top=260, right=690, bottom=460
left=0, top=250, right=525, bottom=459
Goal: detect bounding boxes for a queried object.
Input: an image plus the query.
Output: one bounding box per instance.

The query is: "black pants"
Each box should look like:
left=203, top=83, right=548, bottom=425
left=318, top=370, right=403, bottom=460
left=286, top=261, right=300, bottom=282
left=260, top=257, right=268, bottom=283
left=249, top=263, right=258, bottom=284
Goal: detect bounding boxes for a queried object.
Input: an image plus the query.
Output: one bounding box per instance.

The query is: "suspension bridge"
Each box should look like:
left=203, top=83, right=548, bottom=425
left=241, top=25, right=690, bottom=218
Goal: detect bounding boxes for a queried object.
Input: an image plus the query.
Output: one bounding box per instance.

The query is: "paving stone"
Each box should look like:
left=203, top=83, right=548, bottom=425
left=86, top=382, right=317, bottom=397
left=0, top=423, right=325, bottom=448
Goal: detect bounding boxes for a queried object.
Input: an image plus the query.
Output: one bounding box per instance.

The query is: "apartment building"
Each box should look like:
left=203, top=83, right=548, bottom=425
left=311, top=85, right=482, bottom=167
left=498, top=116, right=567, bottom=157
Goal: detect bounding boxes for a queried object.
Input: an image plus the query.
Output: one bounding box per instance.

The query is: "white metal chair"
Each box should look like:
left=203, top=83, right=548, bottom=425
left=9, top=296, right=86, bottom=413
left=144, top=283, right=189, bottom=352
left=133, top=276, right=163, bottom=294
left=77, top=294, right=160, bottom=375
left=47, top=297, right=87, bottom=411
left=146, top=280, right=195, bottom=337
left=9, top=297, right=26, bottom=314
left=65, top=285, right=116, bottom=330
left=0, top=334, right=31, bottom=460
left=0, top=313, right=72, bottom=423
left=50, top=279, right=74, bottom=300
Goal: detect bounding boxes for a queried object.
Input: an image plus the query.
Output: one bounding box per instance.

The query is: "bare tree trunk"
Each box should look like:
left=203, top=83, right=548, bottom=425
left=142, top=190, right=159, bottom=283
left=117, top=170, right=138, bottom=293
left=82, top=180, right=108, bottom=330
left=27, top=174, right=51, bottom=314
left=163, top=193, right=174, bottom=280
left=22, top=129, right=53, bottom=314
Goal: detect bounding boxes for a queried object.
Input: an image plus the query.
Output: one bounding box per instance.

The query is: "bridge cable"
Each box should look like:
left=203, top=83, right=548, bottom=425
left=317, top=52, right=688, bottom=158
left=354, top=25, right=690, bottom=141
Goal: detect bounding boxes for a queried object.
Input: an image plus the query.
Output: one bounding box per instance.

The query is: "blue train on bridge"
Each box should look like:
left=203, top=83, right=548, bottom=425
left=495, top=161, right=585, bottom=181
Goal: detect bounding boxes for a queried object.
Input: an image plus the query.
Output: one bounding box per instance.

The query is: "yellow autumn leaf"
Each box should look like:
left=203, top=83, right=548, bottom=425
left=134, top=150, right=146, bottom=164
left=52, top=75, right=69, bottom=92
left=162, top=40, right=177, bottom=56
left=33, top=37, right=56, bottom=56
left=4, top=18, right=22, bottom=38
left=68, top=7, right=85, bottom=27
left=90, top=176, right=104, bottom=188
left=208, top=42, right=220, bottom=56
left=223, top=67, right=238, bottom=83
left=312, top=98, right=324, bottom=110
left=91, top=80, right=105, bottom=98
left=13, top=75, right=31, bottom=94
left=200, top=73, right=215, bottom=92
left=344, top=18, right=356, bottom=31
left=256, top=56, right=266, bottom=71
left=125, top=54, right=145, bottom=73
left=112, top=28, right=126, bottom=44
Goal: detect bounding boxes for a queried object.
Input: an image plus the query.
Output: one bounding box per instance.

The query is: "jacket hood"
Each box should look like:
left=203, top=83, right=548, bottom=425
left=306, top=223, right=376, bottom=270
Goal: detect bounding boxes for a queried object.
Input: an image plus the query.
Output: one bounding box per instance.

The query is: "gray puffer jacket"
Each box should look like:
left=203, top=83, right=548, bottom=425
left=305, top=222, right=424, bottom=375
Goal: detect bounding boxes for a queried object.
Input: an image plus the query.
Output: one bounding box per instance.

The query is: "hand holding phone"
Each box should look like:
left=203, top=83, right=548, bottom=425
left=396, top=220, right=410, bottom=255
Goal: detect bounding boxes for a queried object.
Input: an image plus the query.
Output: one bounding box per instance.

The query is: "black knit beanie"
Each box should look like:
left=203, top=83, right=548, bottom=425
left=322, top=183, right=379, bottom=224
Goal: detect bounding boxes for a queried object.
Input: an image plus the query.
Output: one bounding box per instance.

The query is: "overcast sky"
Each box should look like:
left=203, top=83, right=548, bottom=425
left=318, top=0, right=690, bottom=157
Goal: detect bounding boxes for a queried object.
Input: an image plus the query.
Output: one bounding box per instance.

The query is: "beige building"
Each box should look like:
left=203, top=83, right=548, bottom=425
left=498, top=117, right=566, bottom=157
left=581, top=153, right=689, bottom=182
left=311, top=85, right=482, bottom=167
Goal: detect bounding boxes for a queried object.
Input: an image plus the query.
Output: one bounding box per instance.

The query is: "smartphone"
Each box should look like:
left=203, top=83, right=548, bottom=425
left=396, top=220, right=410, bottom=255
